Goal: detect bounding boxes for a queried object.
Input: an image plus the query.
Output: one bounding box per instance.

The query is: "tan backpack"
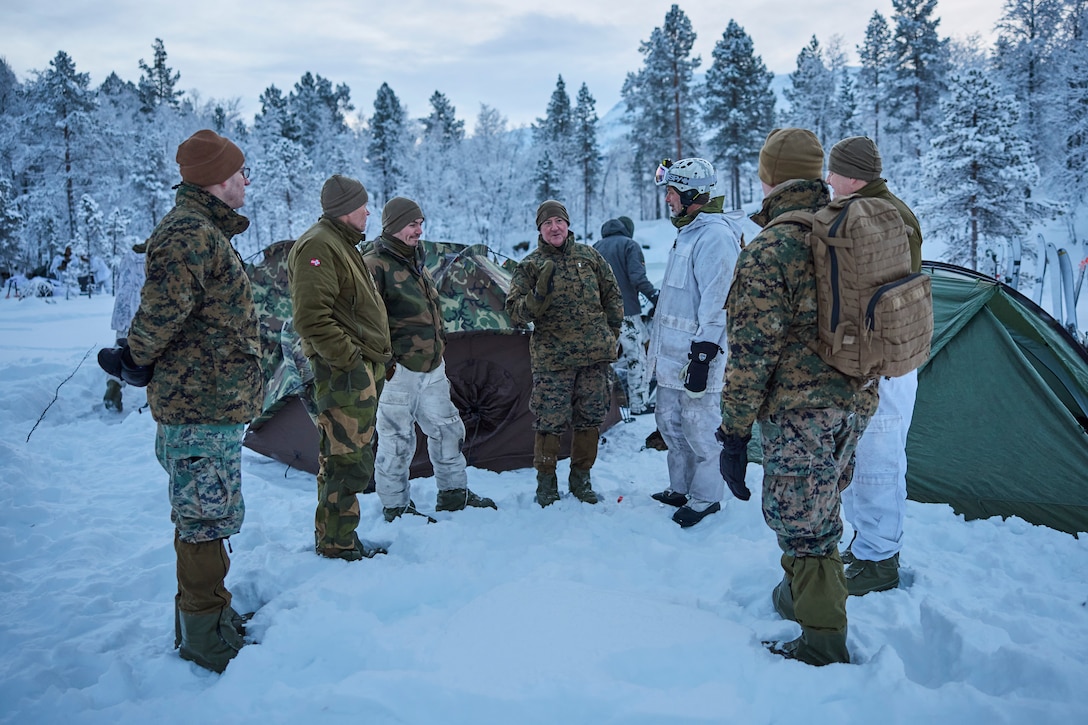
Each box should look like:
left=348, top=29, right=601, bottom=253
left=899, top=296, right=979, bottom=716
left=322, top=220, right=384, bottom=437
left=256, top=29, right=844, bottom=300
left=767, top=194, right=933, bottom=380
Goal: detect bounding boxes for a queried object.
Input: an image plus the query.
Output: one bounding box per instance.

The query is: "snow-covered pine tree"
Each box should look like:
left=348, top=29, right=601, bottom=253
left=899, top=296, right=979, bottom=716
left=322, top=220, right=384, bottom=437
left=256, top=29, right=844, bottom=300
left=572, top=83, right=601, bottom=241
left=368, top=82, right=408, bottom=207
left=783, top=36, right=836, bottom=147
left=888, top=0, right=949, bottom=163
left=137, top=39, right=182, bottom=114
left=0, top=178, right=23, bottom=275
left=702, top=19, right=775, bottom=210
left=920, top=69, right=1044, bottom=271
left=856, top=11, right=893, bottom=145
left=533, top=74, right=573, bottom=206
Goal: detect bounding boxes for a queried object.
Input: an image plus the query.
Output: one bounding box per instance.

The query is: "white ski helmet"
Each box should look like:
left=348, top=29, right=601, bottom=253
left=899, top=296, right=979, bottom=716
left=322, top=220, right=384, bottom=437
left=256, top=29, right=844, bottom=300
left=655, top=157, right=717, bottom=195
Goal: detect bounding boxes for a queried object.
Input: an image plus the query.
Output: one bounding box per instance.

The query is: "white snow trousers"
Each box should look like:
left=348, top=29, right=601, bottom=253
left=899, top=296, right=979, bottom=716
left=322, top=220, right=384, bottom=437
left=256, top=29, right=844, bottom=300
left=655, top=387, right=726, bottom=504
left=375, top=361, right=468, bottom=509
left=842, top=369, right=918, bottom=561
left=616, top=314, right=651, bottom=413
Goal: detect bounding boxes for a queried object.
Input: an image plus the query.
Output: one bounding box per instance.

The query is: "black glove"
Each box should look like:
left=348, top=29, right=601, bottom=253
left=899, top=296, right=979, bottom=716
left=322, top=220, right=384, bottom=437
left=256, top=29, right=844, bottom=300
left=647, top=289, right=659, bottom=307
left=98, top=343, right=154, bottom=387
left=683, top=340, right=722, bottom=394
left=715, top=427, right=752, bottom=501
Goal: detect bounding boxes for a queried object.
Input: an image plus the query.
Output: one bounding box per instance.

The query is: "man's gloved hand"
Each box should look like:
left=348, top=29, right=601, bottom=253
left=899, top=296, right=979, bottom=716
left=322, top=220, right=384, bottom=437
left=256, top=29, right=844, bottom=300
left=526, top=260, right=555, bottom=315
left=98, top=343, right=154, bottom=387
left=682, top=340, right=722, bottom=396
left=715, top=427, right=752, bottom=501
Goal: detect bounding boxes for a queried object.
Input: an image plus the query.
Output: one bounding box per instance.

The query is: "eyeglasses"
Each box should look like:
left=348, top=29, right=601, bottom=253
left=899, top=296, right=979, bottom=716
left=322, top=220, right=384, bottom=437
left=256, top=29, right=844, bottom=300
left=654, top=159, right=673, bottom=186
left=240, top=167, right=251, bottom=180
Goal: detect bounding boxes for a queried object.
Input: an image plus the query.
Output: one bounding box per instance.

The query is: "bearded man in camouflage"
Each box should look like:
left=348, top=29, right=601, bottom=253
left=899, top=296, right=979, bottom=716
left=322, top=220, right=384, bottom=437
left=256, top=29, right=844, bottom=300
left=288, top=175, right=392, bottom=562
left=121, top=129, right=263, bottom=673
left=363, top=196, right=496, bottom=521
left=717, top=128, right=876, bottom=666
left=506, top=200, right=623, bottom=507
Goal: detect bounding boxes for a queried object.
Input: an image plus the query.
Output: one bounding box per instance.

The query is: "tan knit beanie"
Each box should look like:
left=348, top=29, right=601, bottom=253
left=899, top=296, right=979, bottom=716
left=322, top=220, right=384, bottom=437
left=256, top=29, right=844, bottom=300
left=321, top=175, right=369, bottom=217
left=536, top=200, right=570, bottom=229
left=758, top=128, right=824, bottom=186
left=176, top=130, right=244, bottom=187
left=382, top=196, right=425, bottom=236
left=829, top=136, right=883, bottom=182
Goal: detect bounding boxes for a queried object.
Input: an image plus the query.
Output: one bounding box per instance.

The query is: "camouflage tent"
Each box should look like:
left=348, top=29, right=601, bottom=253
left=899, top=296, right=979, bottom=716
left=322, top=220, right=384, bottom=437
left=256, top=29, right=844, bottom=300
left=243, top=239, right=621, bottom=476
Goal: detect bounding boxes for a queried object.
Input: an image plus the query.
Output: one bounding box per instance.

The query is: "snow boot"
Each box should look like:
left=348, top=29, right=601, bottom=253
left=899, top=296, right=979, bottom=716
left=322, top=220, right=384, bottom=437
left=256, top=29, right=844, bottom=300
left=765, top=627, right=850, bottom=666
left=178, top=607, right=246, bottom=673
left=316, top=530, right=388, bottom=560
left=568, top=428, right=599, bottom=504
left=383, top=500, right=437, bottom=524
left=436, top=487, right=497, bottom=512
left=845, top=552, right=900, bottom=596
left=772, top=575, right=796, bottom=622
left=103, top=378, right=123, bottom=412
left=534, top=432, right=561, bottom=507
left=672, top=500, right=720, bottom=527
left=651, top=489, right=688, bottom=507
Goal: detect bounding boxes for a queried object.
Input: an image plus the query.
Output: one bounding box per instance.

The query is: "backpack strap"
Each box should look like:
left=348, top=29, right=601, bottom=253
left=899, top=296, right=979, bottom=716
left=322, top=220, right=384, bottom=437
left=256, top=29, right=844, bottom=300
left=763, top=210, right=815, bottom=234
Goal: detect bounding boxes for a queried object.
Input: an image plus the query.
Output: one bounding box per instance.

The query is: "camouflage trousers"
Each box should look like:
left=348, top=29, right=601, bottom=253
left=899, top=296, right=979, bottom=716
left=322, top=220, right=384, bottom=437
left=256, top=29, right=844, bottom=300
left=155, top=422, right=246, bottom=544
left=614, top=314, right=650, bottom=413
left=530, top=362, right=611, bottom=436
left=311, top=357, right=384, bottom=552
left=760, top=408, right=869, bottom=558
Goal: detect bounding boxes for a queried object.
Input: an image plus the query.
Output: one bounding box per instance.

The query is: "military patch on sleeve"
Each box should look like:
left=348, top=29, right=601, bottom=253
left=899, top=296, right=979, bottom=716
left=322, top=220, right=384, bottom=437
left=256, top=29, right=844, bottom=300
left=309, top=258, right=322, bottom=267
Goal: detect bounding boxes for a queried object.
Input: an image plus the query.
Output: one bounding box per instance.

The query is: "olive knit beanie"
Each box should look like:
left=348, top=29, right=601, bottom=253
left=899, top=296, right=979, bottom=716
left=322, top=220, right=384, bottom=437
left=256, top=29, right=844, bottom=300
left=321, top=175, right=369, bottom=217
left=536, top=200, right=570, bottom=229
left=829, top=136, right=883, bottom=182
left=758, top=128, right=824, bottom=186
left=382, top=196, right=425, bottom=236
left=176, top=130, right=244, bottom=187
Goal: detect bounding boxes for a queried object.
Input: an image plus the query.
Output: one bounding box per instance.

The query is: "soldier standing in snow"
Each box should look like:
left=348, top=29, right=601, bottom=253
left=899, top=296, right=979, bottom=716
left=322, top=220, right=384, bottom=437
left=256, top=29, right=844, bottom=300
left=646, top=158, right=743, bottom=528
left=718, top=128, right=876, bottom=666
left=363, top=196, right=496, bottom=521
left=103, top=242, right=146, bottom=412
left=506, top=200, right=623, bottom=507
left=826, top=136, right=923, bottom=596
left=593, top=217, right=658, bottom=415
left=288, top=175, right=392, bottom=561
left=102, top=129, right=263, bottom=673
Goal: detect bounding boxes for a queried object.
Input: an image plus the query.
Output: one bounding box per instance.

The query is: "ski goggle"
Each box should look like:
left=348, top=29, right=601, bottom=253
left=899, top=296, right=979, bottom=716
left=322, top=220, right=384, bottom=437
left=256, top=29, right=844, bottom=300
left=654, top=159, right=673, bottom=186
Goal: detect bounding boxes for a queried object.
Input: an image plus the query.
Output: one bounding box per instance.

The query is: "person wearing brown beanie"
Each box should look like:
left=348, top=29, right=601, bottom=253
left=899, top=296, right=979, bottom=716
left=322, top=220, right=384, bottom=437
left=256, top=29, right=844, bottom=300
left=827, top=136, right=924, bottom=600
left=111, top=129, right=260, bottom=673
left=363, top=197, right=496, bottom=520
left=288, top=174, right=392, bottom=562
left=718, top=128, right=877, bottom=667
left=506, top=200, right=623, bottom=507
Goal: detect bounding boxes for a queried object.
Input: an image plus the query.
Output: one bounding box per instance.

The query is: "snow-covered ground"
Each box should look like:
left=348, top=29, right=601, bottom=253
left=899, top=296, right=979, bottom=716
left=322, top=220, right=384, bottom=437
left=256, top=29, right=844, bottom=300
left=2, top=220, right=1088, bottom=723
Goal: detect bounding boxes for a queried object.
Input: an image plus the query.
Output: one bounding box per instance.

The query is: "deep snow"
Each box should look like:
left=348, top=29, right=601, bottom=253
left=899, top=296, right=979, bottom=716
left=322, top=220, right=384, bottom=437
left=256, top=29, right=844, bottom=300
left=2, top=218, right=1087, bottom=724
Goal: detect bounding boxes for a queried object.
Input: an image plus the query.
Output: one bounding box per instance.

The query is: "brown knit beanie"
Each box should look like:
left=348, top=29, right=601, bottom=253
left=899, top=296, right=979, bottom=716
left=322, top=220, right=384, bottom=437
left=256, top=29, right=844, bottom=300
left=321, top=175, right=369, bottom=217
left=758, top=128, right=824, bottom=186
left=829, top=136, right=883, bottom=182
left=176, top=130, right=244, bottom=187
left=382, top=196, right=424, bottom=235
left=536, top=200, right=569, bottom=229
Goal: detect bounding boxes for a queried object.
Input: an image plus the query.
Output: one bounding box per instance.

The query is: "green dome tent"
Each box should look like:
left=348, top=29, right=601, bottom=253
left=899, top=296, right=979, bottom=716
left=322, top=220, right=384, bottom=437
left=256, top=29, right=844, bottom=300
left=907, top=262, right=1088, bottom=535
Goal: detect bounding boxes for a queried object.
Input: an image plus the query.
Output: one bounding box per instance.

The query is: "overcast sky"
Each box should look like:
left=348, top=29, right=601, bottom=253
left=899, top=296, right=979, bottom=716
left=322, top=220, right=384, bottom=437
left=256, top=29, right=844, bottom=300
left=2, top=0, right=1003, bottom=131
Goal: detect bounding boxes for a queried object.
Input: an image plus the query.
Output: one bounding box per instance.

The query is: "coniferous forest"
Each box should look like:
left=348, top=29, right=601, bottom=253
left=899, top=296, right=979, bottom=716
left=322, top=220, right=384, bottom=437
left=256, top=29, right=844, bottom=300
left=0, top=1, right=1085, bottom=292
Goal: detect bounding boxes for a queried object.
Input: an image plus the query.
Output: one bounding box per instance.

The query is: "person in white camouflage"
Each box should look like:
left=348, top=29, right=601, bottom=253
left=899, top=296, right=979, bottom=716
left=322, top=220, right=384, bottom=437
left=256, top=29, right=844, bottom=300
left=646, top=158, right=744, bottom=528
left=103, top=242, right=146, bottom=412
left=363, top=196, right=496, bottom=521
left=119, top=129, right=263, bottom=674
left=506, top=200, right=623, bottom=507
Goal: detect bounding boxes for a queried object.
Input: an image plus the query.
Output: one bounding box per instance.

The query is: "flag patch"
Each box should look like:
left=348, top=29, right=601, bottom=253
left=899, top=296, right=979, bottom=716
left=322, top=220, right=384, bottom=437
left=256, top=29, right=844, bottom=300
left=309, top=258, right=321, bottom=267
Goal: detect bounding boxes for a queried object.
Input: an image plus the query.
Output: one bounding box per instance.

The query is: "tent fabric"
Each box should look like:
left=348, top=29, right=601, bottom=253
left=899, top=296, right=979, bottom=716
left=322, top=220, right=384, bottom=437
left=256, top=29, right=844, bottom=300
left=906, top=262, right=1088, bottom=535
left=243, top=239, right=621, bottom=479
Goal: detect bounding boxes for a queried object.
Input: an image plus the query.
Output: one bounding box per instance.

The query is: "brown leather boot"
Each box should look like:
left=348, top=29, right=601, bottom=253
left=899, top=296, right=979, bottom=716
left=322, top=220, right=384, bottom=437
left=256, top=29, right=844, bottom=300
left=534, top=432, right=561, bottom=507
left=568, top=428, right=599, bottom=504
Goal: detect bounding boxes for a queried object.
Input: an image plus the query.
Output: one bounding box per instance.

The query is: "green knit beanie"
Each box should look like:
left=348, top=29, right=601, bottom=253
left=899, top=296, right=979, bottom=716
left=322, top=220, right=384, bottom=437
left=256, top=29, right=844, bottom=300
left=321, top=175, right=368, bottom=217
left=535, top=200, right=570, bottom=229
left=382, top=196, right=424, bottom=236
left=758, top=128, right=824, bottom=186
left=829, top=136, right=883, bottom=182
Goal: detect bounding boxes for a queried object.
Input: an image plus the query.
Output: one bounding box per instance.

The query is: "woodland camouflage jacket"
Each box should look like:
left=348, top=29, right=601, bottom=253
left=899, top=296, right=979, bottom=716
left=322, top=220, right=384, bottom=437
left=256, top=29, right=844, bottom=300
left=507, top=233, right=623, bottom=372
left=127, top=183, right=264, bottom=425
left=721, top=179, right=878, bottom=437
left=363, top=234, right=445, bottom=373
left=287, top=215, right=392, bottom=372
